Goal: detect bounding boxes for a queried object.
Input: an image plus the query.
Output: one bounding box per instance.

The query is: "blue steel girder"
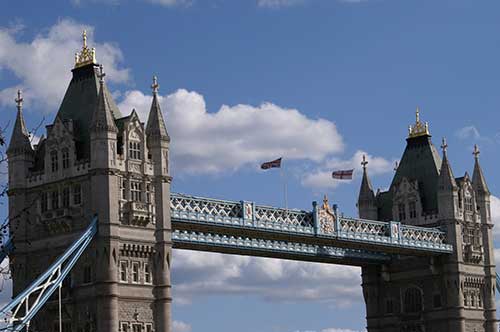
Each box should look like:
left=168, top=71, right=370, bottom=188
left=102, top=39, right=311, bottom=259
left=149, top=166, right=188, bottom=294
left=172, top=230, right=390, bottom=266
left=0, top=216, right=98, bottom=332
left=170, top=193, right=454, bottom=257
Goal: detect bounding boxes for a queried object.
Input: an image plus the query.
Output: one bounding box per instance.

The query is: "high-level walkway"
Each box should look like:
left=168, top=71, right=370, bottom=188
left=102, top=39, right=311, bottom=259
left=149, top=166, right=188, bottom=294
left=170, top=193, right=452, bottom=266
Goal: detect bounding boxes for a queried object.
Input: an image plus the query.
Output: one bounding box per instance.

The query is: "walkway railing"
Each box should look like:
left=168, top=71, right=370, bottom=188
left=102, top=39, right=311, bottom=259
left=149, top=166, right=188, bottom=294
left=171, top=193, right=453, bottom=254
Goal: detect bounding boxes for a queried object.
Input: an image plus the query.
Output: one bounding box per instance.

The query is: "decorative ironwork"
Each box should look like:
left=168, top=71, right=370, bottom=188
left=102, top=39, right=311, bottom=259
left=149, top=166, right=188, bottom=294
left=170, top=193, right=453, bottom=253
left=74, top=30, right=96, bottom=68
left=318, top=195, right=335, bottom=234
left=172, top=230, right=390, bottom=262
left=254, top=206, right=313, bottom=227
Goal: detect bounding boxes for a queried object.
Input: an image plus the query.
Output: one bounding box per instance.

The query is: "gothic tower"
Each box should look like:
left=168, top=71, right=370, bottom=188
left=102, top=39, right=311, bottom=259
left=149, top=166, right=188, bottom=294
left=7, top=31, right=172, bottom=332
left=358, top=109, right=497, bottom=332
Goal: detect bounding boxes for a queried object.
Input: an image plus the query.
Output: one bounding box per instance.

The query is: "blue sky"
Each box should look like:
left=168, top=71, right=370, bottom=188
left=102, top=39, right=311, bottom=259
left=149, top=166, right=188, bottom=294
left=1, top=0, right=500, bottom=331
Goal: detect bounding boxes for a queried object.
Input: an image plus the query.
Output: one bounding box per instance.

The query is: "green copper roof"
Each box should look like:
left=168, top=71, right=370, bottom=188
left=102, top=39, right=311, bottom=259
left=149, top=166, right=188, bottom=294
left=55, top=63, right=122, bottom=159
left=378, top=134, right=442, bottom=220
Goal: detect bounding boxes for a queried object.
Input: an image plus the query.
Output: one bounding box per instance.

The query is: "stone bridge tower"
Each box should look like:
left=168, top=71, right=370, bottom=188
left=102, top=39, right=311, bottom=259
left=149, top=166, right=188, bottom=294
left=358, top=109, right=497, bottom=332
left=7, top=32, right=172, bottom=332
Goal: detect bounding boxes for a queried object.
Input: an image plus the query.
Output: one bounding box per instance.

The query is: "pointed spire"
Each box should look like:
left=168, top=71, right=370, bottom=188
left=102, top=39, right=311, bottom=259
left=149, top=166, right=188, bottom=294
left=146, top=75, right=170, bottom=141
left=90, top=65, right=117, bottom=133
left=7, top=90, right=32, bottom=154
left=472, top=144, right=489, bottom=194
left=359, top=154, right=375, bottom=197
left=438, top=137, right=457, bottom=190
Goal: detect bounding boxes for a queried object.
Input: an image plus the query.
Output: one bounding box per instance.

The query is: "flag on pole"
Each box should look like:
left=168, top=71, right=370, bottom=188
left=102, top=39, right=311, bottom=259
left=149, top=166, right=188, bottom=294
left=261, top=157, right=282, bottom=170
left=332, top=169, right=354, bottom=180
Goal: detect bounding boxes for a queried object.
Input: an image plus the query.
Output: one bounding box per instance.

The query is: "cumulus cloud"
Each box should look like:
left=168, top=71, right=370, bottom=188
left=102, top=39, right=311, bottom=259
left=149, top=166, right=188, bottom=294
left=257, top=0, right=305, bottom=8
left=0, top=19, right=129, bottom=112
left=301, top=150, right=394, bottom=189
left=171, top=249, right=362, bottom=306
left=491, top=195, right=500, bottom=241
left=119, top=89, right=344, bottom=174
left=456, top=126, right=481, bottom=140
left=172, top=320, right=192, bottom=332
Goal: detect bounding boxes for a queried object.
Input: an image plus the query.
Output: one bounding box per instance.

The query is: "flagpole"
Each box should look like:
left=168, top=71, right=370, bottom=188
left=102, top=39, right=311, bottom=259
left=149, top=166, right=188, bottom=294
left=280, top=160, right=288, bottom=214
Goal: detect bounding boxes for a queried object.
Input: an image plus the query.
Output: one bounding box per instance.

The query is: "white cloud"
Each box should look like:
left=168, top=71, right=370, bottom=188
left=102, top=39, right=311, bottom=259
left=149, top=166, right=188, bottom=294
left=148, top=0, right=192, bottom=6
left=171, top=249, right=362, bottom=306
left=172, top=320, right=192, bottom=332
left=119, top=88, right=344, bottom=174
left=456, top=126, right=481, bottom=140
left=491, top=195, right=500, bottom=241
left=301, top=150, right=394, bottom=189
left=0, top=19, right=129, bottom=112
left=257, top=0, right=305, bottom=8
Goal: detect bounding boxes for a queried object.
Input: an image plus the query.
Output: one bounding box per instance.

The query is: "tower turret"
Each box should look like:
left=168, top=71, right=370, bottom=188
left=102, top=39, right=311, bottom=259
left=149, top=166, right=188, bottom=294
left=437, top=138, right=459, bottom=220
left=357, top=155, right=377, bottom=220
left=7, top=90, right=33, bottom=190
left=470, top=145, right=497, bottom=330
left=90, top=65, right=118, bottom=169
left=145, top=76, right=172, bottom=332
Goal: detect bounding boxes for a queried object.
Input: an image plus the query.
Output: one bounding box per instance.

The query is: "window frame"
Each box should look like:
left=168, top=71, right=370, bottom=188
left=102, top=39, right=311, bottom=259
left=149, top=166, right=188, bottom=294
left=144, top=262, right=152, bottom=284
left=131, top=261, right=140, bottom=284
left=62, top=148, right=70, bottom=169
left=50, top=150, right=59, bottom=172
left=119, top=261, right=128, bottom=283
left=73, top=183, right=82, bottom=205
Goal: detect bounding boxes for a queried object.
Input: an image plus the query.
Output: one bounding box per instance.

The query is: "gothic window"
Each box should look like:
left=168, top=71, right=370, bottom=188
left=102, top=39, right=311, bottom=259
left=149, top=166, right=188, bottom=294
left=471, top=293, right=476, bottom=307
left=433, top=293, right=442, bottom=308
left=50, top=150, right=59, bottom=172
left=62, top=149, right=70, bottom=169
left=403, top=287, right=422, bottom=313
left=458, top=191, right=463, bottom=209
left=144, top=263, right=152, bottom=284
left=129, top=141, right=141, bottom=160
left=465, top=192, right=473, bottom=212
left=62, top=187, right=70, bottom=208
left=385, top=298, right=394, bottom=314
left=83, top=264, right=92, bottom=284
left=131, top=181, right=142, bottom=202
left=145, top=324, right=153, bottom=332
left=120, top=178, right=127, bottom=200
left=73, top=184, right=81, bottom=205
left=131, top=324, right=142, bottom=332
left=409, top=201, right=417, bottom=219
left=120, top=322, right=129, bottom=332
left=41, top=192, right=48, bottom=213
left=398, top=203, right=406, bottom=221
left=146, top=183, right=152, bottom=203
left=464, top=291, right=469, bottom=306
left=119, top=261, right=128, bottom=282
left=131, top=262, right=140, bottom=283
left=51, top=190, right=59, bottom=210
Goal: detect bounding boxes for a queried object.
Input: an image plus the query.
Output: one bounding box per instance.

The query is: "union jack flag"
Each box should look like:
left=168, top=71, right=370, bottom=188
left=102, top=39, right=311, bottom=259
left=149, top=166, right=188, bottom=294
left=332, top=169, right=354, bottom=180
left=261, top=158, right=282, bottom=170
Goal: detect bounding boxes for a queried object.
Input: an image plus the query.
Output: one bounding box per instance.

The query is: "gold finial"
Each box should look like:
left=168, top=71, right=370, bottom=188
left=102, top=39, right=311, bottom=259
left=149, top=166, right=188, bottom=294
left=151, top=76, right=159, bottom=95
left=361, top=154, right=368, bottom=170
left=473, top=144, right=480, bottom=160
left=15, top=89, right=23, bottom=110
left=322, top=194, right=329, bottom=210
left=83, top=30, right=87, bottom=48
left=408, top=106, right=430, bottom=138
left=75, top=30, right=97, bottom=68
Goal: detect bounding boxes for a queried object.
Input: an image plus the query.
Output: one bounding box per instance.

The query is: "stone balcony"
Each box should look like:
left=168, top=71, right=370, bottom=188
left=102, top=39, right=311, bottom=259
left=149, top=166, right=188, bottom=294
left=463, top=244, right=483, bottom=264
left=123, top=201, right=154, bottom=227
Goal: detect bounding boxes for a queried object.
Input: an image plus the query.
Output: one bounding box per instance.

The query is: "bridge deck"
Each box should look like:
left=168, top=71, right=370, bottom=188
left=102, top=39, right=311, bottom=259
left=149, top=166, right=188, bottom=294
left=170, top=193, right=453, bottom=264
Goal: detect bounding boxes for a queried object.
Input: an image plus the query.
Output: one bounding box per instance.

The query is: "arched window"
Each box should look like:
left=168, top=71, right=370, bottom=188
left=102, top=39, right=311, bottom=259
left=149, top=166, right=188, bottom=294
left=50, top=150, right=58, bottom=172
left=404, top=287, right=423, bottom=313
left=62, top=148, right=70, bottom=169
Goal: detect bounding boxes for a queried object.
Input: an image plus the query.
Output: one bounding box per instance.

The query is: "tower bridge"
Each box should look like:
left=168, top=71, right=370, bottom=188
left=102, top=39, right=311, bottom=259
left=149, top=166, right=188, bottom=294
left=4, top=33, right=498, bottom=332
